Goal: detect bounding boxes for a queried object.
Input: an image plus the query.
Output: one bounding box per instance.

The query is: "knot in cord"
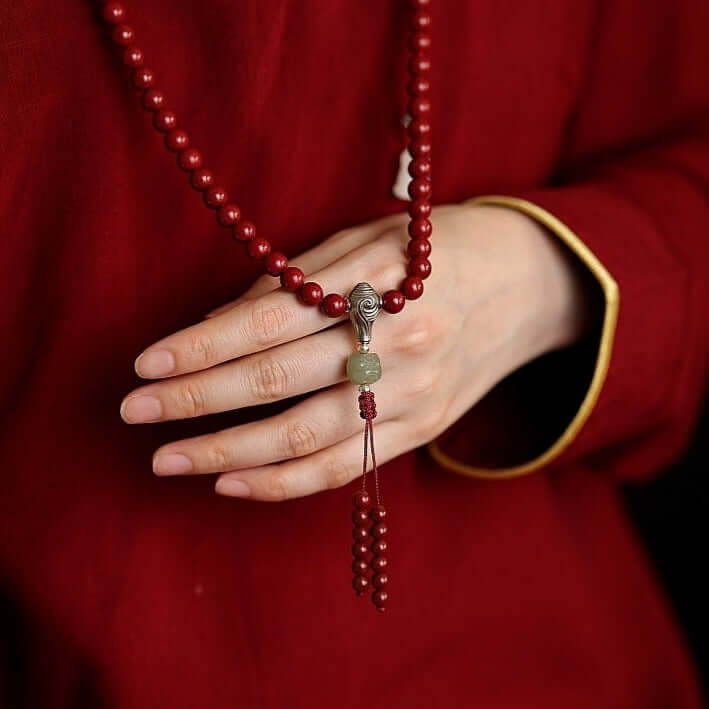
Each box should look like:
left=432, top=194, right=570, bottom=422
left=358, top=390, right=377, bottom=420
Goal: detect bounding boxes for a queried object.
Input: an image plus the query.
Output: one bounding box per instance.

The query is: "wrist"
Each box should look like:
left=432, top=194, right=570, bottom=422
left=529, top=215, right=603, bottom=353
left=455, top=203, right=602, bottom=365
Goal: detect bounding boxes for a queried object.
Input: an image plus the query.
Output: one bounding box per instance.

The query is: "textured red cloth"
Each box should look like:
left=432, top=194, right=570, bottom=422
left=1, top=1, right=707, bottom=707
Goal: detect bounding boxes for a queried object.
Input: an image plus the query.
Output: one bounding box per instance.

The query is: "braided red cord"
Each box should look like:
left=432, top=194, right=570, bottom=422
left=358, top=391, right=381, bottom=505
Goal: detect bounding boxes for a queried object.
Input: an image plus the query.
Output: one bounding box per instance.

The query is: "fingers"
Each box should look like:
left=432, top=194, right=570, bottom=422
left=214, top=419, right=405, bottom=501
left=134, top=226, right=408, bottom=380
left=150, top=381, right=402, bottom=477
left=121, top=326, right=351, bottom=423
left=134, top=287, right=345, bottom=379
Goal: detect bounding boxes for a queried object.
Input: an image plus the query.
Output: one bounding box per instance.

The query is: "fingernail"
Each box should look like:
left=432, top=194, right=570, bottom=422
left=135, top=349, right=175, bottom=378
left=215, top=478, right=251, bottom=498
left=153, top=453, right=193, bottom=475
left=120, top=395, right=162, bottom=423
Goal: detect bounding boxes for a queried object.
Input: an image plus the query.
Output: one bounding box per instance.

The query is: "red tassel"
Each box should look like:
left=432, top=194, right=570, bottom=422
left=349, top=390, right=388, bottom=612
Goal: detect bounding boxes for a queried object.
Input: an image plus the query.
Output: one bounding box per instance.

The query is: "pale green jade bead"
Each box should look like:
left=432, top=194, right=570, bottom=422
left=346, top=352, right=382, bottom=385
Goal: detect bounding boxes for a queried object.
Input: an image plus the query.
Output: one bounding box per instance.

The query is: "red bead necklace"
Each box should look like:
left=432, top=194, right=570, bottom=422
left=95, top=0, right=433, bottom=613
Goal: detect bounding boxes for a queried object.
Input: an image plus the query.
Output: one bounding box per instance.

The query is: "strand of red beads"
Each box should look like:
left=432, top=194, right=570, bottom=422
left=95, top=0, right=432, bottom=318
left=95, top=0, right=432, bottom=615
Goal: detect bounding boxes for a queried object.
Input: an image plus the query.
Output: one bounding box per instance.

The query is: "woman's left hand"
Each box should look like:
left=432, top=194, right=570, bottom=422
left=120, top=203, right=594, bottom=500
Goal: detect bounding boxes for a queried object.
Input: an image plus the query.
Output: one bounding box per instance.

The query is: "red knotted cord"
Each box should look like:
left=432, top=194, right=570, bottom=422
left=358, top=390, right=381, bottom=506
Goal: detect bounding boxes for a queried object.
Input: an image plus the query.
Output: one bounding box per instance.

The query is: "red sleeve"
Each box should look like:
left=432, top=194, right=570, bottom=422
left=429, top=0, right=709, bottom=482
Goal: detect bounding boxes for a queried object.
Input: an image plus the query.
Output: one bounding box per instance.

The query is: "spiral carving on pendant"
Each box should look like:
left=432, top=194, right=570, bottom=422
left=348, top=282, right=382, bottom=349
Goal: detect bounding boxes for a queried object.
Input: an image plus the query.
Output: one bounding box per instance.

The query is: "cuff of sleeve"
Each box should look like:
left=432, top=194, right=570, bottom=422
left=426, top=195, right=620, bottom=480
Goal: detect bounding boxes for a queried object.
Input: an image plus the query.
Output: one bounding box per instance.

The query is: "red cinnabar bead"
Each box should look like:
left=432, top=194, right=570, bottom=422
left=409, top=158, right=432, bottom=179
left=300, top=282, right=324, bottom=306
left=122, top=46, right=144, bottom=68
left=409, top=31, right=431, bottom=53
left=408, top=238, right=432, bottom=258
left=112, top=24, right=134, bottom=46
left=410, top=11, right=431, bottom=31
left=372, top=588, right=388, bottom=610
left=247, top=237, right=271, bottom=260
left=164, top=129, right=189, bottom=152
left=131, top=67, right=155, bottom=90
left=409, top=96, right=432, bottom=117
left=352, top=509, right=370, bottom=525
left=217, top=204, right=241, bottom=227
left=190, top=168, right=213, bottom=191
left=371, top=522, right=388, bottom=538
left=409, top=139, right=432, bottom=159
left=352, top=559, right=369, bottom=575
left=372, top=573, right=389, bottom=588
left=411, top=0, right=431, bottom=9
left=382, top=289, right=405, bottom=314
left=102, top=2, right=126, bottom=24
left=233, top=220, right=256, bottom=242
left=280, top=267, right=305, bottom=292
left=408, top=54, right=432, bottom=76
left=353, top=491, right=371, bottom=509
left=352, top=542, right=369, bottom=559
left=153, top=110, right=177, bottom=132
left=353, top=575, right=369, bottom=595
left=409, top=199, right=432, bottom=219
left=403, top=275, right=424, bottom=299
left=371, top=556, right=388, bottom=572
left=409, top=118, right=431, bottom=139
left=407, top=76, right=431, bottom=96
left=408, top=257, right=432, bottom=279
left=321, top=293, right=347, bottom=317
left=141, top=89, right=166, bottom=111
left=370, top=504, right=387, bottom=522
left=371, top=539, right=388, bottom=555
left=265, top=251, right=288, bottom=275
left=408, top=217, right=432, bottom=239
left=177, top=148, right=203, bottom=171
left=204, top=186, right=228, bottom=209
left=352, top=526, right=370, bottom=542
left=409, top=177, right=432, bottom=200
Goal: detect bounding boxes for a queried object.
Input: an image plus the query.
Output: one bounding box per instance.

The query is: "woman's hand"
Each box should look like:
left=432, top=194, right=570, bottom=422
left=119, top=204, right=594, bottom=500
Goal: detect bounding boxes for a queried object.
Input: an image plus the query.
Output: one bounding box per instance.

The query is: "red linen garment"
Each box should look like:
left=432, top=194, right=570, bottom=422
left=1, top=1, right=708, bottom=707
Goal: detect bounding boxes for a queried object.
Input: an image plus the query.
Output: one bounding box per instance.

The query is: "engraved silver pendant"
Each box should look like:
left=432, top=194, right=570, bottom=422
left=347, top=282, right=382, bottom=353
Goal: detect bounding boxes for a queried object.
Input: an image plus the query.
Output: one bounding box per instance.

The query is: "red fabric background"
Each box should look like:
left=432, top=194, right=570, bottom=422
left=1, top=0, right=707, bottom=706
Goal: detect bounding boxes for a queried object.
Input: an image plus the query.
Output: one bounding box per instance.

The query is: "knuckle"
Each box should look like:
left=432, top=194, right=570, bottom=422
left=186, top=331, right=219, bottom=368
left=390, top=313, right=438, bottom=355
left=323, top=456, right=355, bottom=491
left=247, top=356, right=297, bottom=402
left=246, top=303, right=294, bottom=346
left=265, top=471, right=290, bottom=501
left=206, top=443, right=234, bottom=472
left=280, top=419, right=319, bottom=459
left=175, top=379, right=210, bottom=418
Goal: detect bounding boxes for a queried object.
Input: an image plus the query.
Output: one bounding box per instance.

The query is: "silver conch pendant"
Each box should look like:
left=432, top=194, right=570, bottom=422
left=347, top=282, right=383, bottom=353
